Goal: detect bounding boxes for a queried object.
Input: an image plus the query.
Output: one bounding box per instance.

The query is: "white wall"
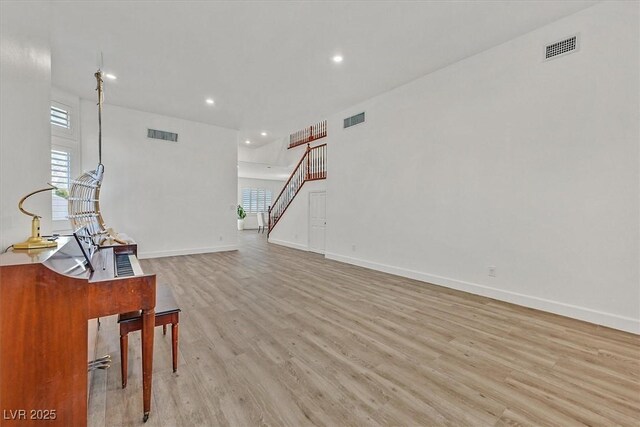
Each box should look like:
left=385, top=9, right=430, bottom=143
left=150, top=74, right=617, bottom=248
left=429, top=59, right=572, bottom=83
left=268, top=180, right=327, bottom=251
left=325, top=2, right=639, bottom=333
left=80, top=101, right=238, bottom=258
left=238, top=177, right=285, bottom=229
left=0, top=1, right=52, bottom=250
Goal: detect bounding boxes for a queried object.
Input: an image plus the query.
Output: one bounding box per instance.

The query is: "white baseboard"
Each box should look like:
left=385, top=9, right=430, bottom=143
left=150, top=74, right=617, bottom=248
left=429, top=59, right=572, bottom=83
left=268, top=238, right=308, bottom=252
left=139, top=244, right=238, bottom=260
left=324, top=252, right=639, bottom=335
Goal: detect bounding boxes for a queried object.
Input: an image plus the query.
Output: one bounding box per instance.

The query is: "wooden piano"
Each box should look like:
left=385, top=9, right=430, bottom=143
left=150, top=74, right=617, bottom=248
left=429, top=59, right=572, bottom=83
left=0, top=236, right=156, bottom=426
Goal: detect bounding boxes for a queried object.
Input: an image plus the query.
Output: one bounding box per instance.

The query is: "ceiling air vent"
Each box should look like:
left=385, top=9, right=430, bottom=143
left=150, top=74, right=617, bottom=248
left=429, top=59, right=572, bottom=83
left=544, top=35, right=578, bottom=60
left=344, top=112, right=365, bottom=129
left=147, top=128, right=178, bottom=142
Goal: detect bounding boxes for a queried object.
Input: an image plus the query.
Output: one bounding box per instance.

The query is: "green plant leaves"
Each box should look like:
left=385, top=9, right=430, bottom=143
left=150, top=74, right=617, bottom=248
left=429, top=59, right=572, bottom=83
left=237, top=204, right=247, bottom=219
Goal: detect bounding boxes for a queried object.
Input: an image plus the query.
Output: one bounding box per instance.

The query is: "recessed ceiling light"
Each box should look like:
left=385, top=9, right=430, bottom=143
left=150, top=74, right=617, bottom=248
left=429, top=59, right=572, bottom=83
left=245, top=140, right=251, bottom=144
left=332, top=55, right=343, bottom=63
left=261, top=132, right=267, bottom=136
left=205, top=98, right=214, bottom=105
left=104, top=73, right=117, bottom=80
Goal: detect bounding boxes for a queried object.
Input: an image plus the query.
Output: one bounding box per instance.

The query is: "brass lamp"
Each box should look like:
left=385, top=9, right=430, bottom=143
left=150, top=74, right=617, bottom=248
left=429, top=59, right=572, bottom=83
left=13, top=183, right=59, bottom=250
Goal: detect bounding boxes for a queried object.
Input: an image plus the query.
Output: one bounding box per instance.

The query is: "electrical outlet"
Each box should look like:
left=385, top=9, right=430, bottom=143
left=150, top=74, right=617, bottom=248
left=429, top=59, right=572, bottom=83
left=294, top=233, right=298, bottom=239
left=488, top=266, right=496, bottom=277
left=219, top=236, right=223, bottom=241
left=352, top=244, right=356, bottom=252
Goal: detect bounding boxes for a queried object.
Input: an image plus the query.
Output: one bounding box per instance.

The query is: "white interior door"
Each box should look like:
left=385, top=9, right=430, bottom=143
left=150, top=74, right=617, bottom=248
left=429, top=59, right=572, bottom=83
left=309, top=191, right=326, bottom=254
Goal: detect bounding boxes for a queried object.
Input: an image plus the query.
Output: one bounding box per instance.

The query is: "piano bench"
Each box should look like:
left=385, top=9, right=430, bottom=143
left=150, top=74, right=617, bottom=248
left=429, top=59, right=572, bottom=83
left=117, top=284, right=181, bottom=389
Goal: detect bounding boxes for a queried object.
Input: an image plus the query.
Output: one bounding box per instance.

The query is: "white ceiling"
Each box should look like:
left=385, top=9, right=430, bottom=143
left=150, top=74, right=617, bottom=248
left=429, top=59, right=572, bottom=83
left=51, top=1, right=596, bottom=148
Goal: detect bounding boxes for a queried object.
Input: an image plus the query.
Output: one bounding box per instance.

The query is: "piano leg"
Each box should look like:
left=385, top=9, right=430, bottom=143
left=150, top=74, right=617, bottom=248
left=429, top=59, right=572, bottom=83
left=120, top=333, right=129, bottom=388
left=141, top=308, right=155, bottom=422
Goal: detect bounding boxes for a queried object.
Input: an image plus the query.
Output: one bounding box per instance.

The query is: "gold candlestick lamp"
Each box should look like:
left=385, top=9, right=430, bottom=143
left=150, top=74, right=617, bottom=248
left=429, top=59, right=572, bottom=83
left=13, top=183, right=59, bottom=250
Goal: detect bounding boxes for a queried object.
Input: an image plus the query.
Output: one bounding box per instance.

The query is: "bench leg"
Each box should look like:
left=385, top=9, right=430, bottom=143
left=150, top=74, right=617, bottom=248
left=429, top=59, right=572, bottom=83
left=163, top=324, right=167, bottom=336
left=171, top=323, right=179, bottom=373
left=120, top=332, right=128, bottom=389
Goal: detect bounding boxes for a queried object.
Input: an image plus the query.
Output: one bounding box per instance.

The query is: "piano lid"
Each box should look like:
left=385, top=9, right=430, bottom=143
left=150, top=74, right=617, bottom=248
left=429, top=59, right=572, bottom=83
left=0, top=236, right=70, bottom=267
left=0, top=236, right=91, bottom=279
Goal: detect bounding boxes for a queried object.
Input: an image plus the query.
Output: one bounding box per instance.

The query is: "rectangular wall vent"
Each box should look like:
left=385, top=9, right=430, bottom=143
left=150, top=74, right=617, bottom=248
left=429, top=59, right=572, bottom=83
left=147, top=128, right=178, bottom=142
left=545, top=35, right=578, bottom=60
left=344, top=112, right=365, bottom=129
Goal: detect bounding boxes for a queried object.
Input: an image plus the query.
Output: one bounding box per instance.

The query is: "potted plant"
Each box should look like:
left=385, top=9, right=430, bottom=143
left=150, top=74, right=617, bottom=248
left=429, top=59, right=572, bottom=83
left=237, top=205, right=246, bottom=230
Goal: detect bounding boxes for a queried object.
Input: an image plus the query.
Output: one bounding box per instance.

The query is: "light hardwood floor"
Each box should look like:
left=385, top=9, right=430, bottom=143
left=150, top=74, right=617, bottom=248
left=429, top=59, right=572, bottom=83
left=89, top=231, right=640, bottom=426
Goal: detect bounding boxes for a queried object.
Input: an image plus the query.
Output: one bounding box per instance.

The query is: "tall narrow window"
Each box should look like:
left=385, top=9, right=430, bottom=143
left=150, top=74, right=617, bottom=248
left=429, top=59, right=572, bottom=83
left=50, top=106, right=70, bottom=129
left=51, top=149, right=71, bottom=221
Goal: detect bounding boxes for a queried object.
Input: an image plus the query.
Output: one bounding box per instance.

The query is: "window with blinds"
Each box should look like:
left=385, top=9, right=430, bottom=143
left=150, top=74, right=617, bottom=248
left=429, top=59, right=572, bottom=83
left=51, top=106, right=70, bottom=129
left=241, top=188, right=272, bottom=213
left=51, top=149, right=71, bottom=221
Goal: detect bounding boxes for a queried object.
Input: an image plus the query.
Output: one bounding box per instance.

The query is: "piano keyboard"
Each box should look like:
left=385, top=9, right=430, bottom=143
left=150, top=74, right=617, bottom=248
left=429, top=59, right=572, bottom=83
left=115, top=253, right=143, bottom=277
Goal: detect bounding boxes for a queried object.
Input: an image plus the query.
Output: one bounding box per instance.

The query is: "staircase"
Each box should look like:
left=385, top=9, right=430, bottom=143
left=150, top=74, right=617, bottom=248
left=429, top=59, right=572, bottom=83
left=268, top=143, right=327, bottom=235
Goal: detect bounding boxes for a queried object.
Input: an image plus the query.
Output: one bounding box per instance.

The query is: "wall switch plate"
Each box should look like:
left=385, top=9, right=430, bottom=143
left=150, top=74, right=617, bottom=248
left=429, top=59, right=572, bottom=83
left=488, top=266, right=496, bottom=277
